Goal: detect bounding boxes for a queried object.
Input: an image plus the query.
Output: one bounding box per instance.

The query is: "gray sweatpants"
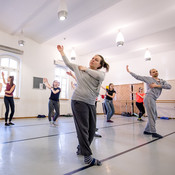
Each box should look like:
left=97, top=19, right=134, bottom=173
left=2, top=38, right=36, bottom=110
left=71, top=100, right=96, bottom=156
left=48, top=100, right=60, bottom=122
left=144, top=95, right=157, bottom=133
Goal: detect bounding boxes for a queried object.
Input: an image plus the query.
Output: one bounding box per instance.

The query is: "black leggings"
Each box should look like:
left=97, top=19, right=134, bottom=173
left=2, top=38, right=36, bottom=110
left=136, top=102, right=145, bottom=118
left=4, top=96, right=15, bottom=123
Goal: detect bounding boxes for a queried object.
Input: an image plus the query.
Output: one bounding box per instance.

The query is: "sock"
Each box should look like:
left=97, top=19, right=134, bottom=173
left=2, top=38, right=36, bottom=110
left=84, top=156, right=102, bottom=166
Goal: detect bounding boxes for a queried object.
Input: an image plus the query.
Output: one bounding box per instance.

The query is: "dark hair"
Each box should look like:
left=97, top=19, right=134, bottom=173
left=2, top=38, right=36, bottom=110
left=109, top=83, right=114, bottom=90
left=97, top=55, right=109, bottom=72
left=139, top=87, right=143, bottom=92
left=9, top=76, right=14, bottom=87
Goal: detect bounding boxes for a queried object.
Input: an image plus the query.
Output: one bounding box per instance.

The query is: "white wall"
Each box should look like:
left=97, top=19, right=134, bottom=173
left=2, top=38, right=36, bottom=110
left=0, top=30, right=73, bottom=118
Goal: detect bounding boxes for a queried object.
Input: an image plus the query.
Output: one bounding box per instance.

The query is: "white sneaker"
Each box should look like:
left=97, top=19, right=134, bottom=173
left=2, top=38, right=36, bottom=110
left=52, top=122, right=58, bottom=126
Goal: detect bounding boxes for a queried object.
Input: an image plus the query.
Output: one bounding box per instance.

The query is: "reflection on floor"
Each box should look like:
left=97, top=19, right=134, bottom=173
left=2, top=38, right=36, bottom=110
left=0, top=115, right=174, bottom=175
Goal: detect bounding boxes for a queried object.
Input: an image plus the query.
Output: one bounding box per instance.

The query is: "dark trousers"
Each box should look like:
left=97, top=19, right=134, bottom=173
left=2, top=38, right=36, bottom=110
left=136, top=102, right=145, bottom=118
left=71, top=100, right=96, bottom=156
left=48, top=100, right=60, bottom=122
left=4, top=96, right=15, bottom=123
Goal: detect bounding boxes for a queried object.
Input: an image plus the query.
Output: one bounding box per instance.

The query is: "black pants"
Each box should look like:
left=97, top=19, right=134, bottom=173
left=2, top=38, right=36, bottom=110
left=71, top=100, right=96, bottom=156
left=48, top=100, right=60, bottom=122
left=136, top=102, right=145, bottom=118
left=4, top=96, right=15, bottom=123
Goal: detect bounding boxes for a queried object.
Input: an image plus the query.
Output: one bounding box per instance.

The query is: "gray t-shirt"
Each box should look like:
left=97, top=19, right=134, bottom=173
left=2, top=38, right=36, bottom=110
left=62, top=55, right=105, bottom=105
left=130, top=72, right=171, bottom=100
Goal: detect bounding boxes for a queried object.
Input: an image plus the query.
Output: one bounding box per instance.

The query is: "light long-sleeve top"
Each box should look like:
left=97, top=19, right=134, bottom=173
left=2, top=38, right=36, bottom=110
left=130, top=72, right=171, bottom=100
left=62, top=55, right=105, bottom=105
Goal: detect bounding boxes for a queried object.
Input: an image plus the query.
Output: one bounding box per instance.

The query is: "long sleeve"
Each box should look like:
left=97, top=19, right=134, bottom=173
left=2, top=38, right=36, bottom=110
left=62, top=55, right=77, bottom=71
left=130, top=72, right=150, bottom=83
left=161, top=80, right=172, bottom=89
left=85, top=68, right=105, bottom=81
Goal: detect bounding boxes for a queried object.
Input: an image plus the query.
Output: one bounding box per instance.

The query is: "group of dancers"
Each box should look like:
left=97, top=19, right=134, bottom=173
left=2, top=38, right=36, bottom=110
left=0, top=45, right=172, bottom=167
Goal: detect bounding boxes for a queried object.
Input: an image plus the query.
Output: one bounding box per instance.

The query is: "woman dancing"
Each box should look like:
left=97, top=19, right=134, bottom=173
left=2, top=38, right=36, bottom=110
left=57, top=45, right=109, bottom=166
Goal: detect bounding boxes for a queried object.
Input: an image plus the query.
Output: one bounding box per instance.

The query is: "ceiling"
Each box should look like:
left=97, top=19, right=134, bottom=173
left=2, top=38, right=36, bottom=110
left=0, top=0, right=175, bottom=60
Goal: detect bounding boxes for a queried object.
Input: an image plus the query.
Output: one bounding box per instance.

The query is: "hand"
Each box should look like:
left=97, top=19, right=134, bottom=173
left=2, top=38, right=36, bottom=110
left=149, top=83, right=160, bottom=88
left=57, top=45, right=64, bottom=52
left=43, top=78, right=48, bottom=83
left=78, top=66, right=87, bottom=71
left=126, top=65, right=130, bottom=73
left=66, top=71, right=73, bottom=77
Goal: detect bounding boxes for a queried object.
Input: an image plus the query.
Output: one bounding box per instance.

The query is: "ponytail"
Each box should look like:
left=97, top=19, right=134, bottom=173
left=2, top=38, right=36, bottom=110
left=9, top=76, right=14, bottom=87
left=97, top=55, right=109, bottom=72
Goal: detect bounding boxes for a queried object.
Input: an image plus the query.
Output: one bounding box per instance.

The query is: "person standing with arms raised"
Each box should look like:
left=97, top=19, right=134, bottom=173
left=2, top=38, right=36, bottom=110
left=57, top=45, right=109, bottom=166
left=126, top=65, right=171, bottom=138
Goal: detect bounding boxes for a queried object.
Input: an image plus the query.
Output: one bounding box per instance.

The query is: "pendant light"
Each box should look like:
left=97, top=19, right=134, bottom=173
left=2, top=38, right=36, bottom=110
left=144, top=48, right=151, bottom=61
left=58, top=0, right=68, bottom=21
left=71, top=48, right=76, bottom=60
left=116, top=30, right=124, bottom=47
left=18, top=30, right=25, bottom=47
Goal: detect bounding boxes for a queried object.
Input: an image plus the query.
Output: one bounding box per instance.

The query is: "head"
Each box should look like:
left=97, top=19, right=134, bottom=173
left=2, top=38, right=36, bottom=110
left=138, top=87, right=143, bottom=93
left=53, top=80, right=60, bottom=88
left=109, top=83, right=114, bottom=90
left=149, top=69, right=159, bottom=78
left=89, top=55, right=109, bottom=72
left=8, top=76, right=14, bottom=87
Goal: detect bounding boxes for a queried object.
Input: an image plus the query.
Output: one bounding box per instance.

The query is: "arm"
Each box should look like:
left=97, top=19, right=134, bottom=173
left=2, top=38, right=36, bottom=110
left=150, top=81, right=171, bottom=89
left=5, top=85, right=15, bottom=94
left=43, top=78, right=52, bottom=89
left=101, top=86, right=106, bottom=90
left=2, top=72, right=7, bottom=85
left=83, top=67, right=105, bottom=81
left=126, top=65, right=149, bottom=82
left=57, top=45, right=76, bottom=71
left=0, top=83, right=2, bottom=92
left=51, top=88, right=60, bottom=94
left=66, top=71, right=77, bottom=81
left=137, top=93, right=145, bottom=99
left=106, top=93, right=115, bottom=99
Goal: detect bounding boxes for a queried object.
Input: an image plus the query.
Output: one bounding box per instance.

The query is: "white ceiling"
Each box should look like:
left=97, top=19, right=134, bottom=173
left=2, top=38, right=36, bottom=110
left=0, top=0, right=175, bottom=60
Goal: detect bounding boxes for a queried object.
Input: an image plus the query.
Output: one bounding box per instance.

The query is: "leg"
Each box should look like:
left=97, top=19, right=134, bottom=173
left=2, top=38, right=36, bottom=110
left=144, top=96, right=157, bottom=133
left=109, top=101, right=115, bottom=120
left=48, top=100, right=54, bottom=122
left=4, top=97, right=10, bottom=123
left=136, top=102, right=143, bottom=118
left=53, top=101, right=60, bottom=122
left=9, top=97, right=15, bottom=122
left=71, top=100, right=92, bottom=156
left=105, top=99, right=112, bottom=121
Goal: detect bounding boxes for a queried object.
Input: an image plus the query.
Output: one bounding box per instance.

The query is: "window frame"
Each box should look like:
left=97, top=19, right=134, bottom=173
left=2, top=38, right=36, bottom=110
left=54, top=65, right=69, bottom=99
left=0, top=54, right=21, bottom=98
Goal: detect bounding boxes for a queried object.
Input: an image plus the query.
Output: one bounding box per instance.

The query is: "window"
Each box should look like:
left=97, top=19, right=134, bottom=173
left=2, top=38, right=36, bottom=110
left=0, top=55, right=20, bottom=97
left=55, top=66, right=69, bottom=99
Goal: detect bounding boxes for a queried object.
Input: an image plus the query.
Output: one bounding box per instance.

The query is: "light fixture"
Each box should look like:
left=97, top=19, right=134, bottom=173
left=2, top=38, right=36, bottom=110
left=18, top=30, right=25, bottom=47
left=71, top=48, right=76, bottom=60
left=58, top=0, right=68, bottom=21
left=144, top=48, right=151, bottom=61
left=116, top=30, right=124, bottom=47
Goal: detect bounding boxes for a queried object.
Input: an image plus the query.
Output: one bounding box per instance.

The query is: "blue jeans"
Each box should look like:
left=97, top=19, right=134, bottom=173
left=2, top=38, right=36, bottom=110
left=105, top=99, right=115, bottom=120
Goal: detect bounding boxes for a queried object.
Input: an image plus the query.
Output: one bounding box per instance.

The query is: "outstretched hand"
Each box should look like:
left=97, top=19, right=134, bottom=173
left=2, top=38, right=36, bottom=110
left=57, top=45, right=64, bottom=52
left=66, top=71, right=73, bottom=77
left=126, top=65, right=130, bottom=73
left=43, top=78, right=48, bottom=83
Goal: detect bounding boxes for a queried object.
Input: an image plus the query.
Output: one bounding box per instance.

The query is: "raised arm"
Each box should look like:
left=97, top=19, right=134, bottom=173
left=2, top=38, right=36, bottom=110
left=51, top=88, right=60, bottom=94
left=0, top=83, right=2, bottom=92
left=43, top=78, right=52, bottom=89
left=57, top=45, right=76, bottom=71
left=101, top=86, right=106, bottom=90
left=126, top=65, right=149, bottom=83
left=2, top=72, right=7, bottom=85
left=66, top=71, right=77, bottom=81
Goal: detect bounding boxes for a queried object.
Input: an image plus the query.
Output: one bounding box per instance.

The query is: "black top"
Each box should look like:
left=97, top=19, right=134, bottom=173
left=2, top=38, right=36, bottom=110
left=106, top=89, right=116, bottom=100
left=49, top=87, right=61, bottom=101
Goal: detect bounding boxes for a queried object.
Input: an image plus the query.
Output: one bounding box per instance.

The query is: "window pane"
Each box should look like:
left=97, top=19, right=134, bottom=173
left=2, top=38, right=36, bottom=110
left=9, top=59, right=18, bottom=69
left=60, top=69, right=66, bottom=77
left=1, top=58, right=9, bottom=67
left=55, top=68, right=61, bottom=76
left=10, top=71, right=17, bottom=80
